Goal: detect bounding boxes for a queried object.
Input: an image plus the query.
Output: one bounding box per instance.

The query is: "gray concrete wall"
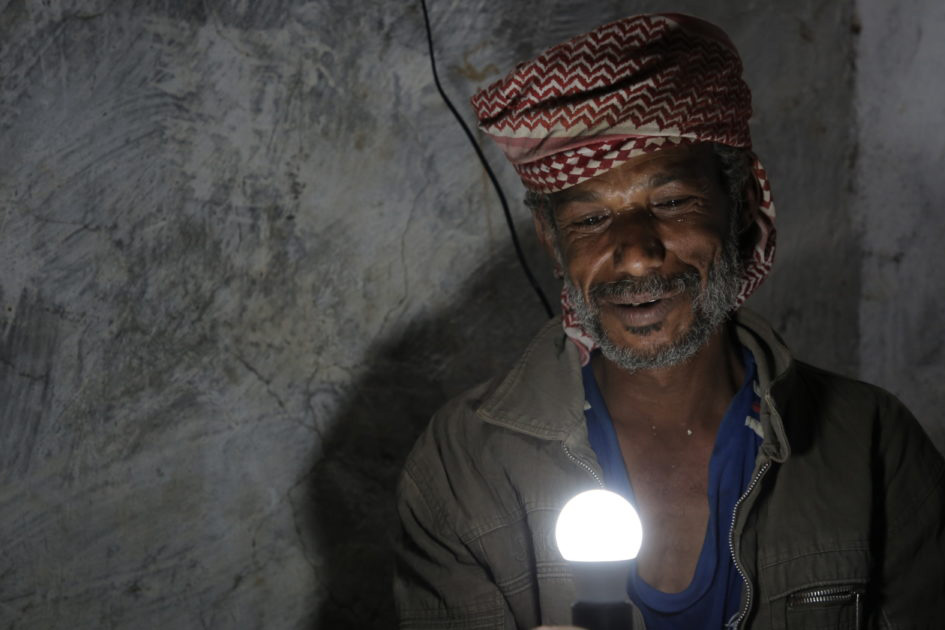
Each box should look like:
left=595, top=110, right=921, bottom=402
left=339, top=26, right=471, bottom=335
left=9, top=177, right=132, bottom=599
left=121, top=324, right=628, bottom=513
left=854, top=0, right=945, bottom=451
left=0, top=1, right=938, bottom=629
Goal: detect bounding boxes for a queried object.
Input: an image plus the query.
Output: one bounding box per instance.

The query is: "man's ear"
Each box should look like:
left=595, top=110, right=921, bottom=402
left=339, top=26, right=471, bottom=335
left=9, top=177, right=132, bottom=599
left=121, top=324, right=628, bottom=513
left=531, top=207, right=560, bottom=263
left=737, top=175, right=762, bottom=259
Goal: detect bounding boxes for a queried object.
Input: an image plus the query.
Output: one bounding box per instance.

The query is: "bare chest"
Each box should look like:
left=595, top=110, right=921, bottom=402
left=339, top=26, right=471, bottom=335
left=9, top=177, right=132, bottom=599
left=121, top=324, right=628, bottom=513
left=616, top=427, right=717, bottom=593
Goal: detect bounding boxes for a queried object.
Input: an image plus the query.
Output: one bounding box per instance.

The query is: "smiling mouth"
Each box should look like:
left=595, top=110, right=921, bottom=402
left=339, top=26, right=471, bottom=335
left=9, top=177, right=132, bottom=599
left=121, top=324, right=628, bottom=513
left=609, top=286, right=684, bottom=308
left=612, top=299, right=664, bottom=314
left=624, top=297, right=661, bottom=307
left=600, top=286, right=689, bottom=329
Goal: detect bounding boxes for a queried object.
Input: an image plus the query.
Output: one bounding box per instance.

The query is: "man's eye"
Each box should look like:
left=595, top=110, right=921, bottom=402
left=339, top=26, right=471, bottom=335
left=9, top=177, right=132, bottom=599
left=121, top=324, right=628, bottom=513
left=652, top=197, right=695, bottom=210
left=573, top=215, right=607, bottom=227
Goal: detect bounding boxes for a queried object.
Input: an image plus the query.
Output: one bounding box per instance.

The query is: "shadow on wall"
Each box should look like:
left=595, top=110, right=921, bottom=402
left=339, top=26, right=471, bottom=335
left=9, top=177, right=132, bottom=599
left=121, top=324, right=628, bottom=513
left=304, top=239, right=556, bottom=629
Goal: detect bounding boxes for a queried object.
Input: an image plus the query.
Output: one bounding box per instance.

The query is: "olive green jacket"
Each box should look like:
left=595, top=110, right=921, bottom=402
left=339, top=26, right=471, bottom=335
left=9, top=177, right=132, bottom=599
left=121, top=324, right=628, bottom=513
left=394, top=310, right=945, bottom=629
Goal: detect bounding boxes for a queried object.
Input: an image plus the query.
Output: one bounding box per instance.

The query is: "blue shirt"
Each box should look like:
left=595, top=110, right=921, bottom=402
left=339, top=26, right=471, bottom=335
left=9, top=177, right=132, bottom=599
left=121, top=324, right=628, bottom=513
left=582, top=349, right=762, bottom=629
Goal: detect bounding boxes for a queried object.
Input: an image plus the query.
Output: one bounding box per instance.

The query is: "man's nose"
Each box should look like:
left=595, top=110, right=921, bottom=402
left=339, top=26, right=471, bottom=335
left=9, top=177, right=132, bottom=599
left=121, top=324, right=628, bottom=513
left=611, top=211, right=665, bottom=275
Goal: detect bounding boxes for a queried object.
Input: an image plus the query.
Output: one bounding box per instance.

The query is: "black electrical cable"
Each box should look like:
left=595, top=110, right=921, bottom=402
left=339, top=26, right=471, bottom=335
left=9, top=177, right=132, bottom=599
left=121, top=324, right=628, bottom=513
left=418, top=0, right=554, bottom=319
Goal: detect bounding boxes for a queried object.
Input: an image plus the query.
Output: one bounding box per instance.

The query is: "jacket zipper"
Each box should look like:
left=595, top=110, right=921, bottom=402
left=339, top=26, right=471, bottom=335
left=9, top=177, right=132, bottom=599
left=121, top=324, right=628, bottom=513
left=728, top=460, right=770, bottom=629
left=788, top=585, right=863, bottom=606
left=788, top=585, right=864, bottom=629
left=562, top=444, right=604, bottom=488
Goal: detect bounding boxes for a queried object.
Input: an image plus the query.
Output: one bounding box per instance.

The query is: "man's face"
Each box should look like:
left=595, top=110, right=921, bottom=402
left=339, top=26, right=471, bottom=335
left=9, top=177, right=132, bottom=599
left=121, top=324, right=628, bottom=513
left=540, top=143, right=743, bottom=372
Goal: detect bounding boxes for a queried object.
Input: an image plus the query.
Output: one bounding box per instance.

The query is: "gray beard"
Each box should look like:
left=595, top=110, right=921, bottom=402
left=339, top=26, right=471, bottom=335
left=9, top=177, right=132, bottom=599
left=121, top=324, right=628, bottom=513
left=564, top=229, right=743, bottom=373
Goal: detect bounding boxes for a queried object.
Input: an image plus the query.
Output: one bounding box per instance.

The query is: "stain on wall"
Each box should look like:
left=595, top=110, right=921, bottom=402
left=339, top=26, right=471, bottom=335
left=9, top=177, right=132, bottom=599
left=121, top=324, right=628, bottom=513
left=0, top=292, right=59, bottom=479
left=0, top=0, right=939, bottom=629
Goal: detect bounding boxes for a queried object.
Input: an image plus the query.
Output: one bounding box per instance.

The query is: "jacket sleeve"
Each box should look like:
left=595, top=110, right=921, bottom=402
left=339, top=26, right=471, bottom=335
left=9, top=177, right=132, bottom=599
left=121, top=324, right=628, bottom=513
left=870, top=394, right=945, bottom=627
left=393, top=453, right=515, bottom=630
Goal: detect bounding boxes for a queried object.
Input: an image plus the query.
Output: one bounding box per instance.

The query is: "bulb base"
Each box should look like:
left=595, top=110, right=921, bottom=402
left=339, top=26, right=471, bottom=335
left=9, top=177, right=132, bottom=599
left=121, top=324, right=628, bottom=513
left=572, top=600, right=634, bottom=630
left=570, top=560, right=633, bottom=603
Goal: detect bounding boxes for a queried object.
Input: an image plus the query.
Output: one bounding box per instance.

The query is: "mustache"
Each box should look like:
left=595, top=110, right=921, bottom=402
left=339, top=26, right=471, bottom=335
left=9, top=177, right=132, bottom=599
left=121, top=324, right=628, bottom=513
left=588, top=271, right=700, bottom=303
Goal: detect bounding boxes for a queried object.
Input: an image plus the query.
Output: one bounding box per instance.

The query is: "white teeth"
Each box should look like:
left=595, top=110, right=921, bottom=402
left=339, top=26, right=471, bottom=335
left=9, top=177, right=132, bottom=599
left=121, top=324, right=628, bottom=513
left=630, top=298, right=659, bottom=306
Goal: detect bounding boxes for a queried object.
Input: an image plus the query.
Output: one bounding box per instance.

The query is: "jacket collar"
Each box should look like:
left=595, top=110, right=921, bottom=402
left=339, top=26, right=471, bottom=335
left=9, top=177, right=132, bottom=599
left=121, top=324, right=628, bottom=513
left=475, top=317, right=587, bottom=441
left=476, top=308, right=796, bottom=461
left=732, top=308, right=796, bottom=462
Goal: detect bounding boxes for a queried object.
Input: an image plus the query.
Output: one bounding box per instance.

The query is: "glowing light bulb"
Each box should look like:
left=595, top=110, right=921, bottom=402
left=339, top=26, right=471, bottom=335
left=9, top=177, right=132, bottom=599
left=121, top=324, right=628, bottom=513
left=555, top=489, right=643, bottom=562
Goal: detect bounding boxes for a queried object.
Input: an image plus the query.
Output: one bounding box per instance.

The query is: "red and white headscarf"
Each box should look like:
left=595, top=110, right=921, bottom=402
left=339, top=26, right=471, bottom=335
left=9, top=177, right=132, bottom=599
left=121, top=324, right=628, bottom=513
left=471, top=13, right=776, bottom=364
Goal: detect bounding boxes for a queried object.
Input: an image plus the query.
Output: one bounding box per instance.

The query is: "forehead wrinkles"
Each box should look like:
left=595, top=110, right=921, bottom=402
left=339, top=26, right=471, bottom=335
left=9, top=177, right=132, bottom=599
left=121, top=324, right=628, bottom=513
left=555, top=169, right=717, bottom=214
left=562, top=149, right=720, bottom=203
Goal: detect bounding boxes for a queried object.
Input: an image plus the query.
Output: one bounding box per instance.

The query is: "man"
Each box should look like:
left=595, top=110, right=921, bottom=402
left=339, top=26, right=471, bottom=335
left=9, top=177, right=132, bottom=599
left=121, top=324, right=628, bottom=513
left=394, top=13, right=945, bottom=629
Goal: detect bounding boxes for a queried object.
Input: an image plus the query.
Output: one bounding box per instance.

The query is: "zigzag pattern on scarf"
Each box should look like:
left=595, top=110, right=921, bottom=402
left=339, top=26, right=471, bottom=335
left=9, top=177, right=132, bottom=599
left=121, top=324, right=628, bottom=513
left=472, top=15, right=749, bottom=146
